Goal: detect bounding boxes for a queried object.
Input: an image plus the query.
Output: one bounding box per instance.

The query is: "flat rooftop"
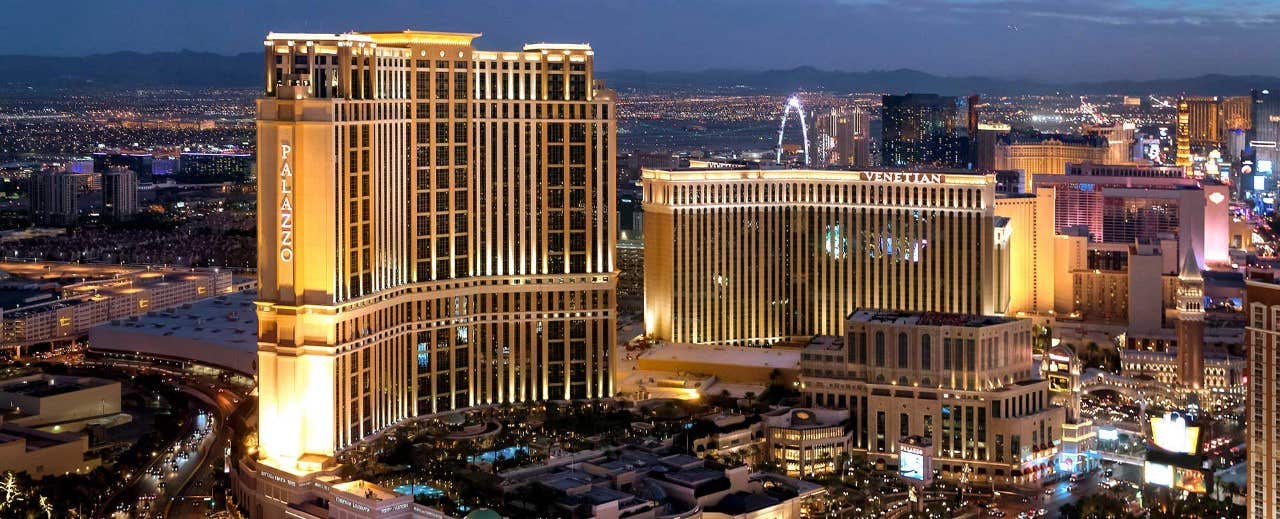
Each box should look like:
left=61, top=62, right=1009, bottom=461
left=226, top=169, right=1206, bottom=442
left=848, top=309, right=1019, bottom=328
left=638, top=342, right=800, bottom=370
left=89, top=290, right=257, bottom=374
left=644, top=166, right=988, bottom=180
left=0, top=374, right=114, bottom=398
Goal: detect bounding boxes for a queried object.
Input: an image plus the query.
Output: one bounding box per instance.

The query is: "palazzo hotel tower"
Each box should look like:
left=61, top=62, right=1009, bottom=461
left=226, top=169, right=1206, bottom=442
left=254, top=31, right=617, bottom=474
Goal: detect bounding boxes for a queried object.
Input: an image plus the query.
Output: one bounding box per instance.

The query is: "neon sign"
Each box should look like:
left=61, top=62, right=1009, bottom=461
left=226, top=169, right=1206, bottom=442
left=279, top=143, right=295, bottom=263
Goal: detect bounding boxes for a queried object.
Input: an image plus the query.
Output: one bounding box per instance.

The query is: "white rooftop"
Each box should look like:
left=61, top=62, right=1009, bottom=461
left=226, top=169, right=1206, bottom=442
left=89, top=290, right=257, bottom=374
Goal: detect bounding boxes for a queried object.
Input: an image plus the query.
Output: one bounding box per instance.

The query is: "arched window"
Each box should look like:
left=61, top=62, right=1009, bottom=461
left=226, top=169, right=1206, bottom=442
left=875, top=331, right=886, bottom=367
left=898, top=333, right=909, bottom=369
left=921, top=335, right=932, bottom=371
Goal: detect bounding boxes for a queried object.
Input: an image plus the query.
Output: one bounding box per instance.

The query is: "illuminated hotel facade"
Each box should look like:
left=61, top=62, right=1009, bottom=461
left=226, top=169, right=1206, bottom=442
left=1247, top=276, right=1280, bottom=519
left=251, top=29, right=616, bottom=495
left=800, top=311, right=1065, bottom=485
left=642, top=168, right=1009, bottom=345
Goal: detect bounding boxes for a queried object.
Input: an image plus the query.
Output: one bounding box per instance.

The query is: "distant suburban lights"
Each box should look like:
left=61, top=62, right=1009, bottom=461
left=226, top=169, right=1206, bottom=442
left=279, top=144, right=295, bottom=263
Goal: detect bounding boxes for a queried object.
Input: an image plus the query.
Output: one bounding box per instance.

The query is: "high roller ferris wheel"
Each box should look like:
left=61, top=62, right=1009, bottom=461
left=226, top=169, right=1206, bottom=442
left=775, top=96, right=811, bottom=166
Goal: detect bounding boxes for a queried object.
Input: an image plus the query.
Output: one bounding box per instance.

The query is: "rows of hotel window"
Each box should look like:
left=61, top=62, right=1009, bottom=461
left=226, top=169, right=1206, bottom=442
left=666, top=208, right=987, bottom=343
left=652, top=181, right=986, bottom=210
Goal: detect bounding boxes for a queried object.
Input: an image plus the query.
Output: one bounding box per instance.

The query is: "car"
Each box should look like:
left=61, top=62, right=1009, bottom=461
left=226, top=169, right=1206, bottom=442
left=1043, top=489, right=1053, bottom=496
left=1037, top=508, right=1047, bottom=517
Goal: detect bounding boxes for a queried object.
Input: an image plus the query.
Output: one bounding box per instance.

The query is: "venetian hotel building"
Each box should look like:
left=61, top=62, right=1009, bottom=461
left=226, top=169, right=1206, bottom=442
left=254, top=30, right=616, bottom=478
left=643, top=168, right=1010, bottom=344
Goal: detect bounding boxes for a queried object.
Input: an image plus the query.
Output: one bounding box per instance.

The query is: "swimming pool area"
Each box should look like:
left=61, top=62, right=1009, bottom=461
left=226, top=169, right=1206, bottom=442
left=468, top=445, right=529, bottom=464
left=393, top=483, right=444, bottom=499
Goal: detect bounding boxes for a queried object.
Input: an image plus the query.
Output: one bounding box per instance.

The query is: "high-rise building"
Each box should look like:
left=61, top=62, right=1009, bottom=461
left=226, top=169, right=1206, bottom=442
left=1081, top=122, right=1136, bottom=165
left=1249, top=89, right=1280, bottom=167
left=1246, top=275, right=1280, bottom=519
left=28, top=169, right=89, bottom=226
left=92, top=151, right=154, bottom=183
left=1034, top=163, right=1230, bottom=267
left=993, top=133, right=1109, bottom=177
left=102, top=167, right=138, bottom=222
left=800, top=310, right=1064, bottom=486
left=973, top=123, right=1010, bottom=171
left=1174, top=252, right=1204, bottom=389
left=993, top=190, right=1056, bottom=317
left=643, top=167, right=1009, bottom=345
left=1177, top=97, right=1220, bottom=154
left=178, top=151, right=255, bottom=183
left=1221, top=95, right=1252, bottom=136
left=251, top=30, right=617, bottom=501
left=881, top=94, right=967, bottom=168
left=812, top=107, right=871, bottom=167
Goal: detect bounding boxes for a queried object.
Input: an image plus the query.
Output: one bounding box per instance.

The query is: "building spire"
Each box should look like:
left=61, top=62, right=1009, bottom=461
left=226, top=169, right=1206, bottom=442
left=1179, top=249, right=1201, bottom=281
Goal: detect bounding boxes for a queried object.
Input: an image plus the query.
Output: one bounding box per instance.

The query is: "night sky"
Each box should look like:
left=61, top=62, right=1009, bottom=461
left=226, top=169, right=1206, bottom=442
left=3, top=0, right=1278, bottom=81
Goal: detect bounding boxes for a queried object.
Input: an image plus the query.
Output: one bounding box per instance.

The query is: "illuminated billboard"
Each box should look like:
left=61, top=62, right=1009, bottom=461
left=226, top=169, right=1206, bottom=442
left=1145, top=461, right=1173, bottom=487
left=1098, top=427, right=1118, bottom=442
left=1174, top=468, right=1207, bottom=493
left=900, top=449, right=925, bottom=481
left=1144, top=462, right=1209, bottom=494
left=1150, top=412, right=1200, bottom=455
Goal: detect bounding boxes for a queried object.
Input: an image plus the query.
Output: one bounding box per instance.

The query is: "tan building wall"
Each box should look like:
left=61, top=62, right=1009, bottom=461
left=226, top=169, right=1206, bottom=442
left=994, top=191, right=1056, bottom=317
left=0, top=427, right=94, bottom=479
left=1247, top=279, right=1280, bottom=519
left=0, top=375, right=121, bottom=428
left=800, top=313, right=1063, bottom=485
left=994, top=140, right=1108, bottom=177
left=254, top=31, right=618, bottom=472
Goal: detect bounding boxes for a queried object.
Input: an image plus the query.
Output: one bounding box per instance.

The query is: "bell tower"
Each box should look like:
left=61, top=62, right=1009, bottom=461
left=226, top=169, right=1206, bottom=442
left=1175, top=250, right=1204, bottom=389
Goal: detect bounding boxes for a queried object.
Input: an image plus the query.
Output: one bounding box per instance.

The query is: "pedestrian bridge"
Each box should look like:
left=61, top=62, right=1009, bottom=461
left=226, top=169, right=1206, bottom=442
left=1079, top=369, right=1163, bottom=400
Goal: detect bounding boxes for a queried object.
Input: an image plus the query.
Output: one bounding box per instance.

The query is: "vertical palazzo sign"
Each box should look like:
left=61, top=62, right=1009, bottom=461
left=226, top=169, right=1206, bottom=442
left=279, top=143, right=295, bottom=263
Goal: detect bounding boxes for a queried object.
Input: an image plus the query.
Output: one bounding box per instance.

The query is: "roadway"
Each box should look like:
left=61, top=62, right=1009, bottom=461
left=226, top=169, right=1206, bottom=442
left=986, top=471, right=1124, bottom=519
left=67, top=358, right=248, bottom=518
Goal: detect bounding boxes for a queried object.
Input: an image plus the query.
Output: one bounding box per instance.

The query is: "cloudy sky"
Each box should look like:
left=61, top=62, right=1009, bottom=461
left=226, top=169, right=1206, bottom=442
left=2, top=0, right=1277, bottom=80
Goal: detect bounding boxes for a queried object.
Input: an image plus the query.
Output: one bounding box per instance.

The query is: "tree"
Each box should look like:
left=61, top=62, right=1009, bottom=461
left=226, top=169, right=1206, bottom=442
left=0, top=472, right=22, bottom=511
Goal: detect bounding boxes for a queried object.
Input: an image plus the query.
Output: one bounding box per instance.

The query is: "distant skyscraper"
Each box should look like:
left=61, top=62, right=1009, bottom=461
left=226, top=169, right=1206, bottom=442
left=973, top=123, right=1010, bottom=171
left=1250, top=89, right=1280, bottom=167
left=178, top=151, right=254, bottom=183
left=880, top=93, right=967, bottom=168
left=1175, top=100, right=1193, bottom=167
left=102, top=167, right=139, bottom=222
left=993, top=132, right=1109, bottom=177
left=93, top=151, right=154, bottom=183
left=1221, top=95, right=1252, bottom=136
left=1247, top=275, right=1280, bottom=519
left=1081, top=122, right=1136, bottom=165
left=966, top=94, right=981, bottom=138
left=812, top=107, right=871, bottom=167
left=1183, top=97, right=1220, bottom=149
left=28, top=169, right=88, bottom=226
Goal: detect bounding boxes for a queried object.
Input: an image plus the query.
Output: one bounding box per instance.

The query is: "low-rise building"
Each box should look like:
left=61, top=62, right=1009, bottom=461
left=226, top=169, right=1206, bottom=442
left=763, top=407, right=852, bottom=478
left=0, top=262, right=238, bottom=351
left=88, top=289, right=258, bottom=375
left=497, top=444, right=823, bottom=519
left=0, top=374, right=121, bottom=431
left=0, top=423, right=96, bottom=479
left=1119, top=348, right=1245, bottom=392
